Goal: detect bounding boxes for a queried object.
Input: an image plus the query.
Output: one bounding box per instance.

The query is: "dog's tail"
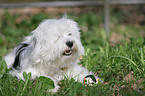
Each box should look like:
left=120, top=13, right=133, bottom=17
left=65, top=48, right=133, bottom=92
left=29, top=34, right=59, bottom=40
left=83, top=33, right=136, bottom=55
left=13, top=43, right=28, bottom=69
left=3, top=36, right=31, bottom=69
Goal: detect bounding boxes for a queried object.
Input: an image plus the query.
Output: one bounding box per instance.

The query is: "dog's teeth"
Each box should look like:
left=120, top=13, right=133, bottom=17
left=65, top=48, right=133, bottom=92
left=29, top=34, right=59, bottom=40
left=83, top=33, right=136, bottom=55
left=64, top=50, right=72, bottom=56
left=65, top=50, right=71, bottom=54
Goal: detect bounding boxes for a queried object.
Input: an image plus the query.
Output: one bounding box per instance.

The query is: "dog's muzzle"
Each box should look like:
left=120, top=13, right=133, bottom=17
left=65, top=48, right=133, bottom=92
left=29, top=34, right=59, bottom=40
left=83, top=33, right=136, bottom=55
left=62, top=41, right=75, bottom=56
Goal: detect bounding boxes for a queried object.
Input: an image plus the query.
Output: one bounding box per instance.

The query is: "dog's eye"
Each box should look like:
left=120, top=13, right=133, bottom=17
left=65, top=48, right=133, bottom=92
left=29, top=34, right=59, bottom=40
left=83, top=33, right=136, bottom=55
left=68, top=33, right=72, bottom=36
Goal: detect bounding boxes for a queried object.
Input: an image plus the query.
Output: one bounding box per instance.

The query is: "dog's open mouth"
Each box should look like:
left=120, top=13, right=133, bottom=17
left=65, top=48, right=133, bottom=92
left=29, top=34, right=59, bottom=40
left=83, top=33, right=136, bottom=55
left=63, top=49, right=72, bottom=56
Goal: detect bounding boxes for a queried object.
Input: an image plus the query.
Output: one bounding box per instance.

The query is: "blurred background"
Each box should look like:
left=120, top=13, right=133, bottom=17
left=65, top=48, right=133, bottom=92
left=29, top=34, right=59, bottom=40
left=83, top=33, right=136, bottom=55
left=0, top=0, right=145, bottom=50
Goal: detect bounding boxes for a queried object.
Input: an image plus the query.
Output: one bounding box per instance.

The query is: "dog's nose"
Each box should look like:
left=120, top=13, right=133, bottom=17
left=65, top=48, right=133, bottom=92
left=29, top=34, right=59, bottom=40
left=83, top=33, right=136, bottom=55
left=66, top=41, right=73, bottom=48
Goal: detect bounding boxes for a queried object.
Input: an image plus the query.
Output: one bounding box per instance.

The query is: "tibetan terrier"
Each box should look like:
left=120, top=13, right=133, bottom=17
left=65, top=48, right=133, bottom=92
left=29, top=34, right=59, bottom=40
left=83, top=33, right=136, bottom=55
left=4, top=17, right=100, bottom=92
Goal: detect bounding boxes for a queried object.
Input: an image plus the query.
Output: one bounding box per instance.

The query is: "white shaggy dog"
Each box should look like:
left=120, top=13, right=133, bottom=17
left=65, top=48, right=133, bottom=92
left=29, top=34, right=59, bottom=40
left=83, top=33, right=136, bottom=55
left=4, top=17, right=100, bottom=92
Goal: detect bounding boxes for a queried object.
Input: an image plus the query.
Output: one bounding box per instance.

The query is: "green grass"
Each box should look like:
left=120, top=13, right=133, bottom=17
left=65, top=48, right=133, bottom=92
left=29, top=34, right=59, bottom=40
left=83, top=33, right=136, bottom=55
left=0, top=12, right=145, bottom=96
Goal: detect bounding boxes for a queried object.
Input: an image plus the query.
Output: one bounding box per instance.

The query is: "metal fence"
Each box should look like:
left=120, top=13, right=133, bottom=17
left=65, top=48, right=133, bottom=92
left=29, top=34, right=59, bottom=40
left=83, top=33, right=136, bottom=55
left=0, top=0, right=145, bottom=8
left=0, top=0, right=145, bottom=35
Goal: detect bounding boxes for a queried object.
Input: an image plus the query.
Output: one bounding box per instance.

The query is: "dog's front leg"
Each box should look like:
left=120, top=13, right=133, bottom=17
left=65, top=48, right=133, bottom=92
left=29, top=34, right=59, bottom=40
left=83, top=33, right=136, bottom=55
left=67, top=64, right=100, bottom=83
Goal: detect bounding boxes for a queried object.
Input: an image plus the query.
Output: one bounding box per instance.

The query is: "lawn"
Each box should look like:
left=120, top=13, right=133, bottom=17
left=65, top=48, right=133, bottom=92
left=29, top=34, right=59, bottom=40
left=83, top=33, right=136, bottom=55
left=0, top=11, right=145, bottom=96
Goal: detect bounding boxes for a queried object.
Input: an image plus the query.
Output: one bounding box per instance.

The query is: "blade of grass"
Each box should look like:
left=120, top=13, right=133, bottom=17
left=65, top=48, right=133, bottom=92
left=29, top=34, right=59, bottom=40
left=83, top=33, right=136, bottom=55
left=20, top=73, right=31, bottom=96
left=108, top=56, right=143, bottom=76
left=140, top=48, right=144, bottom=72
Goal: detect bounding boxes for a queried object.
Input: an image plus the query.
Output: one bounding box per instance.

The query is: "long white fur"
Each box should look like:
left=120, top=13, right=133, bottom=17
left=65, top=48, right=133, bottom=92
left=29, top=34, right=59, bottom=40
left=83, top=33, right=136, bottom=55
left=4, top=18, right=99, bottom=92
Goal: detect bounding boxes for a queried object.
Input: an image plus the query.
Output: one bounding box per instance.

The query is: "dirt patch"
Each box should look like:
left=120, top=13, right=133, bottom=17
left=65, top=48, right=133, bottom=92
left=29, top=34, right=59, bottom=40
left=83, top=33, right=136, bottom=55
left=0, top=5, right=145, bottom=24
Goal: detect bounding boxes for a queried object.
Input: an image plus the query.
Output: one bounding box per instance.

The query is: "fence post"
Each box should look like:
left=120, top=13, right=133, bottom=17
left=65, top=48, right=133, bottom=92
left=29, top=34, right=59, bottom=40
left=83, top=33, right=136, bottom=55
left=104, top=0, right=110, bottom=36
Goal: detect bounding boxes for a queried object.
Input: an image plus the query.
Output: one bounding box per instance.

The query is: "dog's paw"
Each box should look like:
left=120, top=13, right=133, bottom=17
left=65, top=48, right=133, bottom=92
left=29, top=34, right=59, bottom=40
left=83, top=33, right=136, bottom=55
left=83, top=75, right=99, bottom=86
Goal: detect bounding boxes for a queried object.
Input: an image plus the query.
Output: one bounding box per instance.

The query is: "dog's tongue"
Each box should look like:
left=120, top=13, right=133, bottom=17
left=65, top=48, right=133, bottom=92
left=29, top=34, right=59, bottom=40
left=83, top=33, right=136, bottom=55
left=65, top=50, right=71, bottom=55
left=63, top=50, right=72, bottom=56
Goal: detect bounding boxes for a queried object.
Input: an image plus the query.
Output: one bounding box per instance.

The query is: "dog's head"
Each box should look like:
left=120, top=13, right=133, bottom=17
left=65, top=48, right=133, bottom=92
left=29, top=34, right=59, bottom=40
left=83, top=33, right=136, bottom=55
left=29, top=18, right=84, bottom=65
